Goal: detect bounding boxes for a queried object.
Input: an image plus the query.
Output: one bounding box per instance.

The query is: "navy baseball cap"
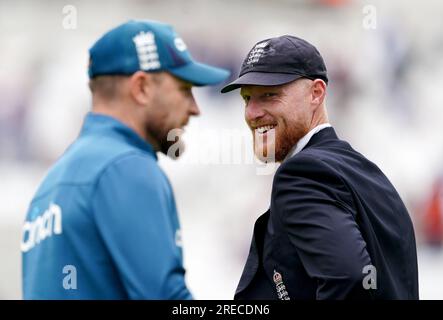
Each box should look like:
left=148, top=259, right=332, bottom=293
left=221, top=35, right=328, bottom=93
left=88, top=20, right=230, bottom=86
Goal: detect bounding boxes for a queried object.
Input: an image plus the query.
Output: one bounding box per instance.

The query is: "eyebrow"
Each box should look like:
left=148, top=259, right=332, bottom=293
left=240, top=87, right=281, bottom=96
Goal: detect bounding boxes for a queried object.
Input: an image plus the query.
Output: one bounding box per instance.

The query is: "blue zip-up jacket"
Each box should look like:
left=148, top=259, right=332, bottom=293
left=22, top=112, right=192, bottom=299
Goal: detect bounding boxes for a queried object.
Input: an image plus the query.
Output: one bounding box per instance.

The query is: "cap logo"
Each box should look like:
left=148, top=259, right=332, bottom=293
left=174, top=37, right=187, bottom=52
left=132, top=31, right=161, bottom=71
left=246, top=40, right=269, bottom=65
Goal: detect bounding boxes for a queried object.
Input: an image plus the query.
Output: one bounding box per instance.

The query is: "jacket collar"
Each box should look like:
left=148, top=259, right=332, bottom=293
left=302, top=126, right=339, bottom=151
left=80, top=112, right=157, bottom=160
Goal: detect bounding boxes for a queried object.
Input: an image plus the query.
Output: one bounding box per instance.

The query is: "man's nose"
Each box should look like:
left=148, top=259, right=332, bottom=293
left=245, top=99, right=265, bottom=122
left=189, top=97, right=200, bottom=116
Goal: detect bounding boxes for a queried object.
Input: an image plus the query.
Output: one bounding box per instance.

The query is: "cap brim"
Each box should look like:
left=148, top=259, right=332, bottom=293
left=169, top=61, right=230, bottom=86
left=220, top=72, right=304, bottom=93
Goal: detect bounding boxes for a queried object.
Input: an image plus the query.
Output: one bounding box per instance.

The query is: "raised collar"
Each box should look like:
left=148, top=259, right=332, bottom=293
left=80, top=112, right=157, bottom=160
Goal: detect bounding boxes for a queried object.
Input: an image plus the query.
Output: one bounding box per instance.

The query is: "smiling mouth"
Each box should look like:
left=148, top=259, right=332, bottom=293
left=255, top=124, right=277, bottom=135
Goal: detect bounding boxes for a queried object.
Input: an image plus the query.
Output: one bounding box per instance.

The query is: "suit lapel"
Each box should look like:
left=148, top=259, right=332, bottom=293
left=235, top=210, right=270, bottom=296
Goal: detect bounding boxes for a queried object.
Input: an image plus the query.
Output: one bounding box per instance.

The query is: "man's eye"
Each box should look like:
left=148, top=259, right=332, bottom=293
left=263, top=93, right=277, bottom=98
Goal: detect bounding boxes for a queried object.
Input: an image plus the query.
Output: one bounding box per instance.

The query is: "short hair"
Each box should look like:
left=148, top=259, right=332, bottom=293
left=88, top=73, right=165, bottom=101
left=88, top=75, right=129, bottom=100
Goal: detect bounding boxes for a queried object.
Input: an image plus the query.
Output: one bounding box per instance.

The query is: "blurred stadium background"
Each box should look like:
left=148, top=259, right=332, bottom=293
left=1, top=0, right=443, bottom=299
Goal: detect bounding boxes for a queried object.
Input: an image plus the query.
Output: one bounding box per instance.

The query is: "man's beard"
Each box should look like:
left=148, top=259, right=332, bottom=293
left=254, top=120, right=308, bottom=163
left=148, top=123, right=186, bottom=160
left=161, top=130, right=185, bottom=160
left=275, top=120, right=308, bottom=162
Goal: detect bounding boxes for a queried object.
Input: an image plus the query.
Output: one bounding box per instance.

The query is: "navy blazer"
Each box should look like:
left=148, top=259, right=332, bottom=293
left=235, top=127, right=419, bottom=300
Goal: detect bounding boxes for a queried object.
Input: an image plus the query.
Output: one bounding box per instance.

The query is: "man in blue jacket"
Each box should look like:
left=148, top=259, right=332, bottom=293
left=221, top=35, right=418, bottom=299
left=21, top=20, right=229, bottom=299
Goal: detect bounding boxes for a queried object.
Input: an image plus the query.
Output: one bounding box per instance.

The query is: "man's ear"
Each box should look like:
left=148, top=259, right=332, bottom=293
left=311, top=79, right=327, bottom=107
left=129, top=71, right=154, bottom=105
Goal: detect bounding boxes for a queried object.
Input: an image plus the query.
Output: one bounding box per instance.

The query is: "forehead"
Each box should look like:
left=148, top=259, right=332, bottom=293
left=240, top=84, right=285, bottom=95
left=163, top=72, right=193, bottom=87
left=240, top=78, right=311, bottom=96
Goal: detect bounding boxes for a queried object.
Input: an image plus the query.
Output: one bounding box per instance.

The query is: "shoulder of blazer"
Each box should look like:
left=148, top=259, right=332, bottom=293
left=303, top=126, right=339, bottom=150
left=272, top=145, right=356, bottom=217
left=275, top=126, right=349, bottom=180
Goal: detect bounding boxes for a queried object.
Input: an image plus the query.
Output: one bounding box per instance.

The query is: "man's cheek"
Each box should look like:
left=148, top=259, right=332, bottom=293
left=273, top=127, right=281, bottom=147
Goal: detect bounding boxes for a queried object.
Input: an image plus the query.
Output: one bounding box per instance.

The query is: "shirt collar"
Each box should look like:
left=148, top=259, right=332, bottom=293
left=284, top=123, right=332, bottom=161
left=80, top=112, right=157, bottom=160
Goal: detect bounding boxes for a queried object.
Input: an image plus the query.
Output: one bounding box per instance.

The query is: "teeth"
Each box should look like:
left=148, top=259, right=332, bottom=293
left=256, top=125, right=276, bottom=134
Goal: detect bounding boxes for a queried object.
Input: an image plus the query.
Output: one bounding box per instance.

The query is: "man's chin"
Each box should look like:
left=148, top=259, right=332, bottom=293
left=254, top=146, right=278, bottom=163
left=255, top=142, right=294, bottom=163
left=164, top=139, right=185, bottom=160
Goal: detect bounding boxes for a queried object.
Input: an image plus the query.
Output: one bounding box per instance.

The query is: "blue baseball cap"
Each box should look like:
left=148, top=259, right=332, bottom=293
left=88, top=20, right=230, bottom=86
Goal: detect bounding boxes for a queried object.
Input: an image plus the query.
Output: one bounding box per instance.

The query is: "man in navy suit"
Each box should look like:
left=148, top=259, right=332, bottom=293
left=221, top=35, right=419, bottom=300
